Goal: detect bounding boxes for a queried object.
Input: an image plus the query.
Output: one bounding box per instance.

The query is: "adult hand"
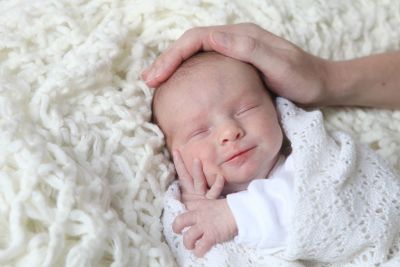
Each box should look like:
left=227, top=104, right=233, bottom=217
left=144, top=23, right=400, bottom=109
left=172, top=198, right=238, bottom=257
left=172, top=149, right=225, bottom=203
left=142, top=23, right=334, bottom=106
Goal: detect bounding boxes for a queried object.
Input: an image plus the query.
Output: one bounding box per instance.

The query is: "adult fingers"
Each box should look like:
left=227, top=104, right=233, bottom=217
left=172, top=211, right=196, bottom=234
left=205, top=174, right=224, bottom=199
left=172, top=150, right=194, bottom=193
left=182, top=225, right=203, bottom=250
left=142, top=23, right=270, bottom=87
left=142, top=27, right=214, bottom=87
left=192, top=158, right=207, bottom=195
left=209, top=30, right=277, bottom=75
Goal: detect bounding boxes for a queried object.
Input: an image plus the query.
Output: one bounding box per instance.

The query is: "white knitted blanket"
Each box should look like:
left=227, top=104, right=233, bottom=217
left=1, top=1, right=399, bottom=266
left=162, top=98, right=400, bottom=267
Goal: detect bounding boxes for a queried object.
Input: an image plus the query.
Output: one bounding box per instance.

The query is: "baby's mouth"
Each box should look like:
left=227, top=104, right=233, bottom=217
left=222, top=146, right=256, bottom=164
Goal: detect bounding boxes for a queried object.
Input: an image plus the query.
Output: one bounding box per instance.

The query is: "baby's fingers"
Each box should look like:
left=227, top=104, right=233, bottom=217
left=173, top=150, right=194, bottom=193
left=193, top=235, right=215, bottom=258
left=192, top=158, right=207, bottom=195
left=206, top=174, right=225, bottom=199
left=172, top=211, right=196, bottom=234
left=183, top=225, right=203, bottom=250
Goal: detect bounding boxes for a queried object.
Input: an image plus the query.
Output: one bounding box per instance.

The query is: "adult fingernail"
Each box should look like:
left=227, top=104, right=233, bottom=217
left=212, top=31, right=231, bottom=48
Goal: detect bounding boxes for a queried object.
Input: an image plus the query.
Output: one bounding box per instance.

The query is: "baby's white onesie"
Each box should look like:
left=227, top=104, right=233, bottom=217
left=226, top=154, right=295, bottom=250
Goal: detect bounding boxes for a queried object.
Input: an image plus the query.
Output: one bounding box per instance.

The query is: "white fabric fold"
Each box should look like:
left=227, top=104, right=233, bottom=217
left=227, top=155, right=294, bottom=249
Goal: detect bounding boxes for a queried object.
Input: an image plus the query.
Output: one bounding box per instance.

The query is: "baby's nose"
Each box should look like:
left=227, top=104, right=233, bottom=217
left=219, top=122, right=244, bottom=145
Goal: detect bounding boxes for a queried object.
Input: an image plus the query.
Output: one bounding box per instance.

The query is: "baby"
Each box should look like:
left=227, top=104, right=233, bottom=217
left=153, top=52, right=400, bottom=266
left=153, top=52, right=295, bottom=256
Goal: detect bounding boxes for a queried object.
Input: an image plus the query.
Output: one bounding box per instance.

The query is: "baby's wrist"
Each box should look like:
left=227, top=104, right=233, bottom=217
left=222, top=199, right=238, bottom=238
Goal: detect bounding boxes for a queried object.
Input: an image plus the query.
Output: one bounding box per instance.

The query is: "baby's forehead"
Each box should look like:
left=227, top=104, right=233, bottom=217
left=154, top=54, right=223, bottom=97
left=163, top=52, right=257, bottom=90
left=168, top=53, right=227, bottom=82
left=153, top=52, right=262, bottom=115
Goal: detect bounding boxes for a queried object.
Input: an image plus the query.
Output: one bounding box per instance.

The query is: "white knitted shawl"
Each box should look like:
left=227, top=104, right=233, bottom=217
left=162, top=98, right=400, bottom=267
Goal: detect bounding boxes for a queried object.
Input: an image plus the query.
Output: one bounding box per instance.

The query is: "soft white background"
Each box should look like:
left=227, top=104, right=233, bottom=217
left=0, top=0, right=399, bottom=266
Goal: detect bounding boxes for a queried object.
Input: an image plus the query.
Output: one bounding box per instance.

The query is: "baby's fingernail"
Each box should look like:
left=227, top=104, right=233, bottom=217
left=211, top=31, right=231, bottom=48
left=146, top=68, right=158, bottom=82
left=141, top=68, right=150, bottom=80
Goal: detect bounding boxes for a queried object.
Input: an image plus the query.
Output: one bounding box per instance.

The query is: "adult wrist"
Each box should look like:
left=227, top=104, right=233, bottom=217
left=322, top=59, right=360, bottom=107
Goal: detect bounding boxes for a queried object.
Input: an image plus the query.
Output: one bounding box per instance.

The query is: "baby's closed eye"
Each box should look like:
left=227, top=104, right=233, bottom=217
left=188, top=127, right=210, bottom=140
left=235, top=104, right=260, bottom=116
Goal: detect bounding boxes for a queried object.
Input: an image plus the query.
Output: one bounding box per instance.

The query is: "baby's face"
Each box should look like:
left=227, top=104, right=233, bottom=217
left=154, top=56, right=283, bottom=194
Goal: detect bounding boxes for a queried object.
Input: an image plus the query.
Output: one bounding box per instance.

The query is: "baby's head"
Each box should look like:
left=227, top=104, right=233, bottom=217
left=152, top=52, right=283, bottom=194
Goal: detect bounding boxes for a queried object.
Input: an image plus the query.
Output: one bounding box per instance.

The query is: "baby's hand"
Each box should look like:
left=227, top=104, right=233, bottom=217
left=173, top=198, right=238, bottom=257
left=173, top=150, right=224, bottom=203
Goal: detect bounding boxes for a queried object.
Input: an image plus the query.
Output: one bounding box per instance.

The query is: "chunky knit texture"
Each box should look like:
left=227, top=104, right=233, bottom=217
left=0, top=0, right=399, bottom=266
left=162, top=98, right=400, bottom=267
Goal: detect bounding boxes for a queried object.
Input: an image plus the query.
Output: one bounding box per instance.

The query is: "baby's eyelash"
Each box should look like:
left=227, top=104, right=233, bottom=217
left=236, top=105, right=259, bottom=116
left=188, top=128, right=209, bottom=139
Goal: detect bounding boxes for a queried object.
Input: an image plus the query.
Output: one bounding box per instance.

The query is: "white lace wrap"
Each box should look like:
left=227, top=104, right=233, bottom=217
left=162, top=98, right=400, bottom=267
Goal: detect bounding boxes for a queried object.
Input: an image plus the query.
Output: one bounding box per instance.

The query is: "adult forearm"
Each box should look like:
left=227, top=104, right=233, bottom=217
left=326, top=51, right=400, bottom=109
